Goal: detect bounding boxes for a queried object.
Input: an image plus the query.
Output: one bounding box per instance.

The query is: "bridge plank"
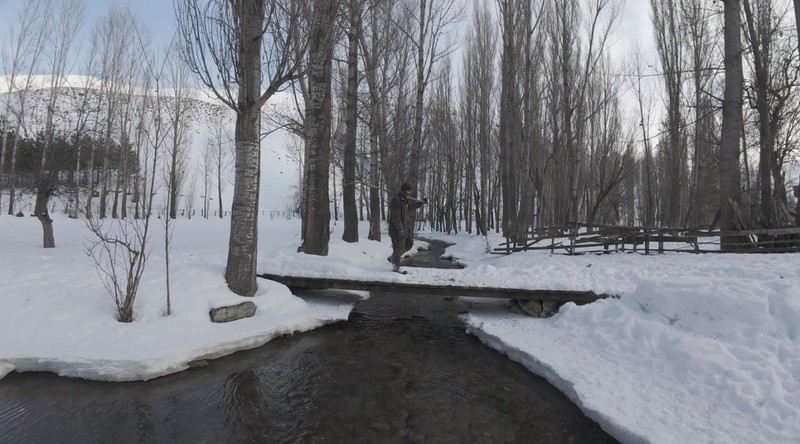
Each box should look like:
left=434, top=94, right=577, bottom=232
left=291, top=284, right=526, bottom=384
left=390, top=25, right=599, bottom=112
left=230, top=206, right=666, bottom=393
left=259, top=273, right=610, bottom=304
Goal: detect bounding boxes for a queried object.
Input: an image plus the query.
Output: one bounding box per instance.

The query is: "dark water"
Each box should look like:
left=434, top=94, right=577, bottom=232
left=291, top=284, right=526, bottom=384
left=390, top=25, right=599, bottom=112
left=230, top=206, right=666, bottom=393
left=0, top=239, right=618, bottom=444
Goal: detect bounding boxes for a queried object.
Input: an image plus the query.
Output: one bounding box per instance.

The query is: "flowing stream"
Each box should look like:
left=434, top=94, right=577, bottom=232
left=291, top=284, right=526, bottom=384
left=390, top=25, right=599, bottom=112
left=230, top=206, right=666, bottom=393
left=0, top=239, right=618, bottom=443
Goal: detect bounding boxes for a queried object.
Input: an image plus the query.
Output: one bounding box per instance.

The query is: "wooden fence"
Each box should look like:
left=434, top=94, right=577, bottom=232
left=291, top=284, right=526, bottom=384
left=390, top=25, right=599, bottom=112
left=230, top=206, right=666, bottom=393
left=493, top=222, right=800, bottom=255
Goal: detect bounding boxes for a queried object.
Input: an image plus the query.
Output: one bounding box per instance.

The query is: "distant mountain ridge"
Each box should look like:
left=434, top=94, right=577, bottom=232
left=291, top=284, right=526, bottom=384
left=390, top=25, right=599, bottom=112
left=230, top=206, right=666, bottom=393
left=0, top=74, right=298, bottom=136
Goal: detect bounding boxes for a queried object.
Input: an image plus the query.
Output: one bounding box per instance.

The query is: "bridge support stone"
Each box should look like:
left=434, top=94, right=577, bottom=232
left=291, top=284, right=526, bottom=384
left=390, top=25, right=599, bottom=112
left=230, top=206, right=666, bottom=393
left=511, top=299, right=563, bottom=318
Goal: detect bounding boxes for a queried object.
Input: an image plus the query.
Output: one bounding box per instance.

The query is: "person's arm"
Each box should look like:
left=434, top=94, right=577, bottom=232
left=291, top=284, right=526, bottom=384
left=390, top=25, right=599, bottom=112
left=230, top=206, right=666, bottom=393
left=407, top=196, right=426, bottom=211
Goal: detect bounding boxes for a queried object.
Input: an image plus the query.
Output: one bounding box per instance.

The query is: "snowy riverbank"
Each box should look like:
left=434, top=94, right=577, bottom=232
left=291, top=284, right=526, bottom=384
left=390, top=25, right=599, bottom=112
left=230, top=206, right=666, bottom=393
left=1, top=214, right=798, bottom=443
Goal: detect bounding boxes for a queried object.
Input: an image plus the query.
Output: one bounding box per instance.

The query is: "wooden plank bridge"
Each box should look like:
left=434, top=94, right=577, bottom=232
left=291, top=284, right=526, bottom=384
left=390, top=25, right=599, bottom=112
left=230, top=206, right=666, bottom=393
left=259, top=273, right=610, bottom=304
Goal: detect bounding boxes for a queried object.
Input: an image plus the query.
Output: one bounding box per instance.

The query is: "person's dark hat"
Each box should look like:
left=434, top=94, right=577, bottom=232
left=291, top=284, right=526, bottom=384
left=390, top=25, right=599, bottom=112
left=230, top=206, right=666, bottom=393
left=400, top=182, right=413, bottom=192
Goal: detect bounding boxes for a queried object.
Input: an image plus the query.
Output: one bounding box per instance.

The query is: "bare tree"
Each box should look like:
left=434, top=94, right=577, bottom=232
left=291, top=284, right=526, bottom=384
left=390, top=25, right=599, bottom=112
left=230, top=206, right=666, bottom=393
left=164, top=54, right=194, bottom=220
left=176, top=0, right=303, bottom=296
left=85, top=215, right=151, bottom=322
left=209, top=110, right=233, bottom=218
left=461, top=1, right=496, bottom=237
left=360, top=0, right=383, bottom=241
left=84, top=35, right=168, bottom=323
left=679, top=0, right=717, bottom=228
left=113, top=56, right=140, bottom=220
left=32, top=0, right=83, bottom=247
left=742, top=0, right=798, bottom=227
left=358, top=0, right=405, bottom=241
left=629, top=45, right=658, bottom=227
left=584, top=69, right=635, bottom=226
left=515, top=0, right=548, bottom=241
left=200, top=135, right=215, bottom=218
left=404, top=0, right=460, bottom=189
left=93, top=9, right=136, bottom=219
left=651, top=0, right=686, bottom=227
left=66, top=46, right=101, bottom=219
left=184, top=168, right=198, bottom=217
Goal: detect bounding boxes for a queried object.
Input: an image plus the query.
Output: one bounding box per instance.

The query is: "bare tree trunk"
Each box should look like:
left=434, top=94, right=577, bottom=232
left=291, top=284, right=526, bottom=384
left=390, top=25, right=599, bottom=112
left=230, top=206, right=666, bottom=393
left=720, top=0, right=744, bottom=249
left=341, top=0, right=360, bottom=243
left=217, top=141, right=225, bottom=219
left=34, top=192, right=55, bottom=247
left=515, top=0, right=535, bottom=243
left=367, top=106, right=382, bottom=241
left=85, top=119, right=98, bottom=218
left=302, top=0, right=340, bottom=255
left=794, top=0, right=800, bottom=56
left=99, top=122, right=112, bottom=219
left=225, top=117, right=261, bottom=293
left=133, top=111, right=144, bottom=219
left=498, top=0, right=520, bottom=238
left=477, top=4, right=494, bottom=237
left=0, top=118, right=7, bottom=212
left=169, top=121, right=180, bottom=219
left=7, top=129, right=20, bottom=215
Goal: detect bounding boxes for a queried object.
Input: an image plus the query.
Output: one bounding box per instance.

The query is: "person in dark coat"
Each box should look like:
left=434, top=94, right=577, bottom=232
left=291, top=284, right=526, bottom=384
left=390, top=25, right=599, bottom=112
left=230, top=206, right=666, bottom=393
left=388, top=182, right=426, bottom=272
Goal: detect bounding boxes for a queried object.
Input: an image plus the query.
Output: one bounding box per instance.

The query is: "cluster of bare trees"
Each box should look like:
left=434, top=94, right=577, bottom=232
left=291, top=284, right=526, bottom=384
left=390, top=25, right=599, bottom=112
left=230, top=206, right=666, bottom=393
left=6, top=0, right=800, bottom=303
left=467, top=0, right=795, bottom=245
left=173, top=0, right=800, bottom=296
left=1, top=1, right=233, bottom=236
left=318, top=0, right=800, bottom=243
left=173, top=0, right=463, bottom=295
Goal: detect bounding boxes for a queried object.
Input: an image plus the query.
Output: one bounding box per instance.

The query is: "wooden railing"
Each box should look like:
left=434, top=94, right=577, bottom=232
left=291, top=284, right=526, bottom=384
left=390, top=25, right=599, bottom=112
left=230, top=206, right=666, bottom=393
left=493, top=223, right=800, bottom=255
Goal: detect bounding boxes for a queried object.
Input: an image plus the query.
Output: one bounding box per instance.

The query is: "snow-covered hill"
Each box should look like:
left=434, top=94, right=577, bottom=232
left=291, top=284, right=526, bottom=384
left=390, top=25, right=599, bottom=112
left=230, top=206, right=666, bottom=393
left=0, top=74, right=300, bottom=212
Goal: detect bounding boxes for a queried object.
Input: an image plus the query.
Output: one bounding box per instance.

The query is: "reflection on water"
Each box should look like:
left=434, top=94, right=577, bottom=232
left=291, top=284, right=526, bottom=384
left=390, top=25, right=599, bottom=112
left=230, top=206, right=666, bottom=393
left=0, top=240, right=618, bottom=443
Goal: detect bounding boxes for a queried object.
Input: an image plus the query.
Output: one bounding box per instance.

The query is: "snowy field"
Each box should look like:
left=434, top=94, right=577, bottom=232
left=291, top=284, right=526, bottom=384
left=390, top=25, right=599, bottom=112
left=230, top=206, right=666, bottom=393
left=0, top=213, right=798, bottom=444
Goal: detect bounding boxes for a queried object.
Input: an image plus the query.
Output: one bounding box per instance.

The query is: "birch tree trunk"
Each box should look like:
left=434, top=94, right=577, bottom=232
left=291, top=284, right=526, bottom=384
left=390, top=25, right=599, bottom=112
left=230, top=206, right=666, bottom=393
left=222, top=0, right=267, bottom=295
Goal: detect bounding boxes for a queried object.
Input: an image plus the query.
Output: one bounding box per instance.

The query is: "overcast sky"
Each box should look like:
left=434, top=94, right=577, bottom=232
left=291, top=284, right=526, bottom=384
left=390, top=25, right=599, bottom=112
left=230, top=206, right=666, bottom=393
left=0, top=0, right=656, bottom=74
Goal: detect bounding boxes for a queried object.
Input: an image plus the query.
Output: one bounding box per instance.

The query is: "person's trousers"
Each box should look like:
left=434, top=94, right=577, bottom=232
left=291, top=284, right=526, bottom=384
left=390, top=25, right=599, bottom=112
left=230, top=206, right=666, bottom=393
left=391, top=236, right=406, bottom=266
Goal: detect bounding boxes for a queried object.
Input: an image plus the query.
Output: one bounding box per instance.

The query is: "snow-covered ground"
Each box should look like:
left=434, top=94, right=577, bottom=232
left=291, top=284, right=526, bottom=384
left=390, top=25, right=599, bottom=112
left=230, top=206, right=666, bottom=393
left=0, top=214, right=798, bottom=444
